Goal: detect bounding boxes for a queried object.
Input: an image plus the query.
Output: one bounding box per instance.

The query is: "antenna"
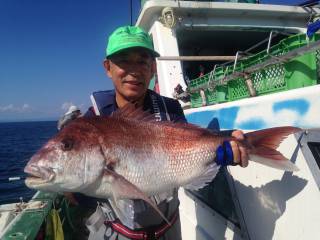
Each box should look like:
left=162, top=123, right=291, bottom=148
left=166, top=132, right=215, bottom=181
left=130, top=0, right=133, bottom=26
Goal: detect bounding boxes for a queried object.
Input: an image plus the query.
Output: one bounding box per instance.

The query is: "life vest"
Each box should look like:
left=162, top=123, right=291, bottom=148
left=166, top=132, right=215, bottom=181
left=85, top=89, right=185, bottom=235
left=86, top=89, right=187, bottom=123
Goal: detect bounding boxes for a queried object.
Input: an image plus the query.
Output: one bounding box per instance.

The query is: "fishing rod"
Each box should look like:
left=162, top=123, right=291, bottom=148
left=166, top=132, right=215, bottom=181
left=8, top=176, right=26, bottom=181
left=0, top=176, right=27, bottom=182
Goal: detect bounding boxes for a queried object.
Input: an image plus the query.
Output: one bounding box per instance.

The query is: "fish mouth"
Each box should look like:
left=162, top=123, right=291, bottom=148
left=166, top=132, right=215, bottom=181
left=24, top=164, right=55, bottom=186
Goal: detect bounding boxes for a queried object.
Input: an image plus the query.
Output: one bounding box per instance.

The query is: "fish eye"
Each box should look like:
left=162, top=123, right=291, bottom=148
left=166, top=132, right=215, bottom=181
left=61, top=138, right=74, bottom=151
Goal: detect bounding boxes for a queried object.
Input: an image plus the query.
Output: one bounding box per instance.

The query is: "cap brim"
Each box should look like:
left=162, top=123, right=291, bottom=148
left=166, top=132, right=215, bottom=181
left=107, top=44, right=160, bottom=58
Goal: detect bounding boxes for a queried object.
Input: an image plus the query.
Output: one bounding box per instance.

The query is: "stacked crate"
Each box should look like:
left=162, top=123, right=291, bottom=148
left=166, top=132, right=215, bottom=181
left=188, top=34, right=319, bottom=107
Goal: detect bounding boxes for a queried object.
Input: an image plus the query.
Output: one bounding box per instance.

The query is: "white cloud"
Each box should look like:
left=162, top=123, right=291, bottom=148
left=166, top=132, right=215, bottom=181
left=0, top=103, right=32, bottom=113
left=22, top=103, right=30, bottom=110
left=0, top=104, right=14, bottom=112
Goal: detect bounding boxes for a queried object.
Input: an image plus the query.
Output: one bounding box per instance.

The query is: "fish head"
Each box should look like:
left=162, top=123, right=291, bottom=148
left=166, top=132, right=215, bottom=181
left=24, top=119, right=106, bottom=192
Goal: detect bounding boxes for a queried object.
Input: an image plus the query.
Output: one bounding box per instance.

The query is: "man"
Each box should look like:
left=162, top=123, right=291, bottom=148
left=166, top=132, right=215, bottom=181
left=70, top=25, right=248, bottom=240
left=172, top=84, right=190, bottom=103
left=57, top=105, right=81, bottom=130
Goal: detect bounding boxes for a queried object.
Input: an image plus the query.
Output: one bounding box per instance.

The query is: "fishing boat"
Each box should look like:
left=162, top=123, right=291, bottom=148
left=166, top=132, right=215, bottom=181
left=1, top=0, right=320, bottom=239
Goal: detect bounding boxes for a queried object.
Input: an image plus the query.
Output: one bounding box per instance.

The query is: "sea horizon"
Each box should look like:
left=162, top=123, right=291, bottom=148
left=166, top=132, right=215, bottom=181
left=0, top=118, right=58, bottom=124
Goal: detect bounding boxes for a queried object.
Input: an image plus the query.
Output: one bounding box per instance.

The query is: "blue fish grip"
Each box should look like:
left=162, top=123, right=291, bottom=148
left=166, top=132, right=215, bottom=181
left=216, top=141, right=234, bottom=166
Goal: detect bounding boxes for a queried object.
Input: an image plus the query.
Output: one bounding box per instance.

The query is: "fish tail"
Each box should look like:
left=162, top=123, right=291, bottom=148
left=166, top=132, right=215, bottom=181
left=244, top=126, right=301, bottom=171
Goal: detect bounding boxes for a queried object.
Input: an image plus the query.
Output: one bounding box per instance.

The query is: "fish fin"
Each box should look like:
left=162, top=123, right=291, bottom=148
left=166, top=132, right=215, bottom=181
left=111, top=103, right=218, bottom=134
left=98, top=137, right=119, bottom=166
left=184, top=162, right=220, bottom=190
left=111, top=103, right=157, bottom=122
left=104, top=168, right=171, bottom=225
left=112, top=103, right=217, bottom=139
left=244, top=126, right=301, bottom=171
left=155, top=120, right=210, bottom=131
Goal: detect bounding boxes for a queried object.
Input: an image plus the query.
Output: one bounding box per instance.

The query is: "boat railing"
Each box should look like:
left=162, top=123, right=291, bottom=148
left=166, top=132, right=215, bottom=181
left=0, top=191, right=80, bottom=240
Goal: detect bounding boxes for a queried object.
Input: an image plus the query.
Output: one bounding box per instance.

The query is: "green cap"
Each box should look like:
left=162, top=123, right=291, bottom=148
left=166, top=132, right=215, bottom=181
left=106, top=26, right=160, bottom=58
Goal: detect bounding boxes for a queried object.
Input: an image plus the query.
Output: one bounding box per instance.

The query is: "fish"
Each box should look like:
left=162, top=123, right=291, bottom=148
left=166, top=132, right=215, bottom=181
left=24, top=104, right=301, bottom=222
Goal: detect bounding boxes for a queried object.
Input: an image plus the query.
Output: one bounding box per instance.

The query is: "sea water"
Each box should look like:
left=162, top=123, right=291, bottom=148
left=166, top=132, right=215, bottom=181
left=0, top=121, right=57, bottom=204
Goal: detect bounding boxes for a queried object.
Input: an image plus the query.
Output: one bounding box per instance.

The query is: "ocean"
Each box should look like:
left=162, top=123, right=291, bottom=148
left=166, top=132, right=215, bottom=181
left=0, top=121, right=57, bottom=205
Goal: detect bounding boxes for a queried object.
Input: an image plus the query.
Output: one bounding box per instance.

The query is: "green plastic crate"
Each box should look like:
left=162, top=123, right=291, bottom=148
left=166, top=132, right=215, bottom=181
left=216, top=85, right=228, bottom=103
left=190, top=33, right=319, bottom=106
left=253, top=64, right=287, bottom=94
left=190, top=92, right=204, bottom=108
left=284, top=52, right=317, bottom=89
left=205, top=88, right=217, bottom=105
left=228, top=77, right=250, bottom=100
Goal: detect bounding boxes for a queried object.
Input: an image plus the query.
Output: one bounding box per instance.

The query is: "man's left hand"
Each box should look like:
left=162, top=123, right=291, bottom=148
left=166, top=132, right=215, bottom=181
left=230, top=130, right=249, bottom=167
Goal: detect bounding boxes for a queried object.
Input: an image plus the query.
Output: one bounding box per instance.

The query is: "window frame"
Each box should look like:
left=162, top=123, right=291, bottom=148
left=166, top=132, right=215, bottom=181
left=296, top=130, right=320, bottom=191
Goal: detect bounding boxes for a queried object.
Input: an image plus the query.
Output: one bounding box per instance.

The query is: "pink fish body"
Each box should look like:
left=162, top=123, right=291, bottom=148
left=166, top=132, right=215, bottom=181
left=24, top=105, right=300, bottom=220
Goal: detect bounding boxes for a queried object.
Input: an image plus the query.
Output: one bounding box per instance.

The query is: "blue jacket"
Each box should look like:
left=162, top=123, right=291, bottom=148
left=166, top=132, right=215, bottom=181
left=85, top=89, right=187, bottom=123
left=85, top=90, right=187, bottom=122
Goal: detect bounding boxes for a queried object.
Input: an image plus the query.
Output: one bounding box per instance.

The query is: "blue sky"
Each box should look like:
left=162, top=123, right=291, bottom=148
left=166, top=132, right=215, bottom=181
left=0, top=0, right=140, bottom=122
left=0, top=0, right=307, bottom=122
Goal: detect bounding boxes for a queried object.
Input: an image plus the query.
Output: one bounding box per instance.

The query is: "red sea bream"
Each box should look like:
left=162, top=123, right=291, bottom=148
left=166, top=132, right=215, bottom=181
left=24, top=105, right=300, bottom=220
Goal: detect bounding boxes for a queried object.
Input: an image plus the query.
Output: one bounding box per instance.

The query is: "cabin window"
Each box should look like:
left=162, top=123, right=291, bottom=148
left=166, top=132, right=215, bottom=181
left=307, top=142, right=320, bottom=170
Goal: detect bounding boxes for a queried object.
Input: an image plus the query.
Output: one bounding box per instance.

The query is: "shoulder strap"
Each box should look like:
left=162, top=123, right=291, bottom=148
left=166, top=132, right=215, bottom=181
left=159, top=95, right=171, bottom=121
left=90, top=90, right=115, bottom=116
left=148, top=90, right=170, bottom=121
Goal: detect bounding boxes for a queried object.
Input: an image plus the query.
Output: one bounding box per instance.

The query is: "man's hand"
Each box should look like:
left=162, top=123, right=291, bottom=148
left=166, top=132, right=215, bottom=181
left=230, top=130, right=249, bottom=167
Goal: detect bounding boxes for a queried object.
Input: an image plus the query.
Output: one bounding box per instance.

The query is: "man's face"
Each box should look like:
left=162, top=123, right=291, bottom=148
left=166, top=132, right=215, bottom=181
left=104, top=47, right=156, bottom=103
